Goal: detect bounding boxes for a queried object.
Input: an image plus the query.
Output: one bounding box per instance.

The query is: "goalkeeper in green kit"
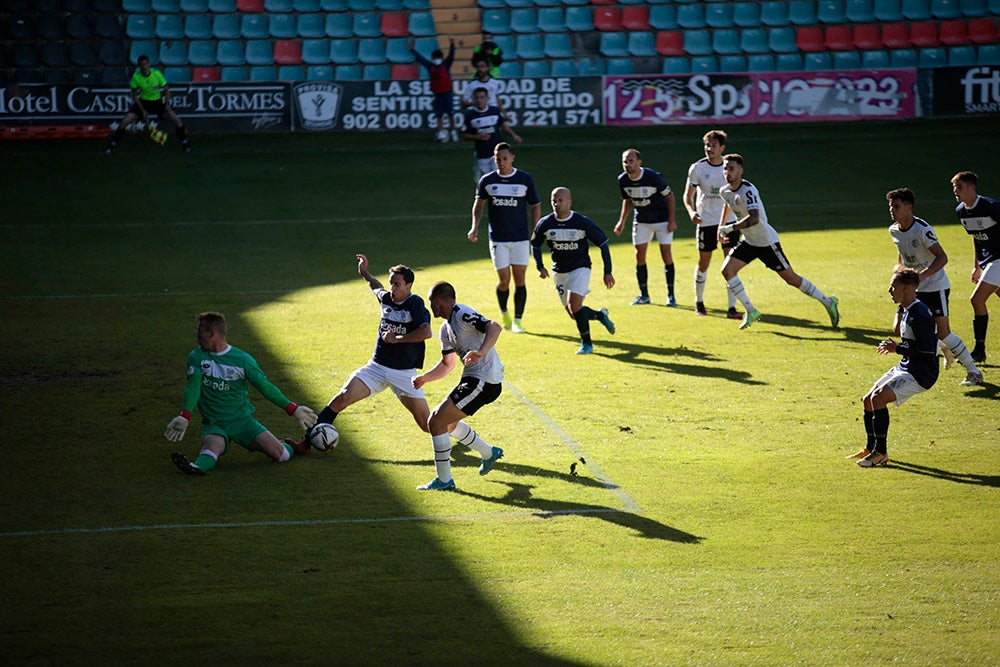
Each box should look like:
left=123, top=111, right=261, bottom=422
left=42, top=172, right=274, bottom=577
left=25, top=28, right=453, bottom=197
left=164, top=311, right=318, bottom=475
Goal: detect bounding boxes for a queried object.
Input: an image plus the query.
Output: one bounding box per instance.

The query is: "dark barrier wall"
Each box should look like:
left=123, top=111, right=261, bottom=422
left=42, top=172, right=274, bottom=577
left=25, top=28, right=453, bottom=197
left=931, top=65, right=1000, bottom=117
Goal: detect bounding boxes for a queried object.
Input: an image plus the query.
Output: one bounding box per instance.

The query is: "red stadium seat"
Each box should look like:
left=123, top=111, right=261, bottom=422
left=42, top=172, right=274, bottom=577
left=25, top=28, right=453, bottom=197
left=881, top=23, right=910, bottom=48
left=825, top=25, right=853, bottom=50
left=853, top=23, right=882, bottom=49
left=621, top=6, right=650, bottom=31
left=594, top=6, right=622, bottom=31
left=796, top=25, right=825, bottom=52
left=938, top=19, right=969, bottom=45
left=236, top=0, right=264, bottom=11
left=273, top=39, right=302, bottom=64
left=968, top=18, right=998, bottom=44
left=655, top=30, right=684, bottom=56
left=381, top=12, right=408, bottom=38
left=909, top=21, right=940, bottom=47
left=391, top=63, right=419, bottom=79
left=192, top=66, right=221, bottom=81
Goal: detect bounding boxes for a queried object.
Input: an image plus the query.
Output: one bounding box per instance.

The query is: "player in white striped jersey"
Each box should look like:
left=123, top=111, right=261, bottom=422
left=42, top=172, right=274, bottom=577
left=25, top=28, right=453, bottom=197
left=718, top=154, right=840, bottom=330
left=685, top=129, right=742, bottom=319
left=412, top=281, right=505, bottom=491
left=887, top=188, right=982, bottom=385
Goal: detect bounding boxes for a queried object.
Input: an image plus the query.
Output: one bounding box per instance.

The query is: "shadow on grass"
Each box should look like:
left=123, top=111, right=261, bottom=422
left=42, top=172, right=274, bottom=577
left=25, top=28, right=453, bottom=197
left=525, top=331, right=766, bottom=385
left=889, top=459, right=1000, bottom=487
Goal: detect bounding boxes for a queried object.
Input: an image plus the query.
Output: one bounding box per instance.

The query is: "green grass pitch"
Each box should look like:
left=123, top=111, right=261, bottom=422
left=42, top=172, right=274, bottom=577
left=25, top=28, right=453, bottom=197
left=1, top=118, right=998, bottom=665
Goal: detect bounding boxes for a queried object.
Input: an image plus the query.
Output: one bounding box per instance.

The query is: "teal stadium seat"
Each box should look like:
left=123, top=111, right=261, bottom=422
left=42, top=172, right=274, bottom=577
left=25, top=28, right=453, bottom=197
left=181, top=0, right=209, bottom=10
left=761, top=1, right=790, bottom=26
left=302, top=39, right=329, bottom=64
left=402, top=0, right=430, bottom=7
left=126, top=15, right=155, bottom=39
left=242, top=14, right=269, bottom=39
left=349, top=0, right=375, bottom=8
left=245, top=40, right=274, bottom=65
left=712, top=29, right=740, bottom=54
left=678, top=4, right=706, bottom=29
left=544, top=33, right=573, bottom=58
left=523, top=60, right=550, bottom=77
left=336, top=64, right=362, bottom=80
left=221, top=66, right=247, bottom=80
left=691, top=55, right=718, bottom=72
left=213, top=14, right=241, bottom=40
left=70, top=42, right=98, bottom=67
left=847, top=0, right=876, bottom=21
left=270, top=14, right=297, bottom=39
left=185, top=14, right=212, bottom=40
left=661, top=56, right=690, bottom=74
left=217, top=40, right=245, bottom=65
left=358, top=38, right=386, bottom=63
left=294, top=0, right=321, bottom=9
left=478, top=0, right=506, bottom=7
left=918, top=45, right=947, bottom=65
left=902, top=0, right=932, bottom=19
left=733, top=2, right=761, bottom=27
left=510, top=9, right=538, bottom=33
left=747, top=53, right=776, bottom=70
left=306, top=64, right=334, bottom=80
left=153, top=0, right=181, bottom=10
left=862, top=49, right=890, bottom=66
left=961, top=0, right=988, bottom=16
left=123, top=0, right=151, bottom=10
left=517, top=33, right=544, bottom=59
left=607, top=58, right=634, bottom=75
left=498, top=61, right=522, bottom=76
left=769, top=27, right=798, bottom=53
left=684, top=29, right=713, bottom=55
left=67, top=15, right=94, bottom=39
left=159, top=41, right=188, bottom=66
left=321, top=0, right=347, bottom=9
left=363, top=64, right=391, bottom=80
left=776, top=53, right=803, bottom=69
left=250, top=66, right=276, bottom=81
left=600, top=32, right=629, bottom=57
left=278, top=65, right=305, bottom=80
left=979, top=43, right=1000, bottom=63
left=649, top=5, right=677, bottom=30
left=788, top=0, right=818, bottom=25
left=889, top=47, right=918, bottom=65
left=949, top=44, right=977, bottom=64
left=266, top=0, right=294, bottom=10
left=504, top=0, right=533, bottom=6
left=482, top=10, right=511, bottom=35
left=719, top=54, right=747, bottom=71
left=492, top=35, right=515, bottom=56
left=566, top=6, right=594, bottom=31
left=577, top=57, right=606, bottom=75
left=818, top=0, right=849, bottom=23
left=408, top=12, right=436, bottom=36
left=188, top=40, right=217, bottom=65
left=931, top=0, right=962, bottom=18
left=209, top=0, right=238, bottom=10
left=741, top=27, right=769, bottom=53
left=325, top=14, right=352, bottom=38
left=164, top=66, right=191, bottom=82
left=353, top=14, right=381, bottom=38
left=538, top=8, right=566, bottom=32
left=804, top=52, right=833, bottom=69
left=551, top=59, right=577, bottom=75
left=629, top=32, right=657, bottom=56
left=706, top=4, right=735, bottom=28
left=298, top=14, right=325, bottom=38
left=385, top=38, right=414, bottom=63
left=156, top=15, right=184, bottom=39
left=874, top=0, right=904, bottom=20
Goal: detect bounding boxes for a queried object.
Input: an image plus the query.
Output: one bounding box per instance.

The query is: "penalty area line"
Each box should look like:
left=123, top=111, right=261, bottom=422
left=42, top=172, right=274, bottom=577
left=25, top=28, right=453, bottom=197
left=504, top=382, right=642, bottom=513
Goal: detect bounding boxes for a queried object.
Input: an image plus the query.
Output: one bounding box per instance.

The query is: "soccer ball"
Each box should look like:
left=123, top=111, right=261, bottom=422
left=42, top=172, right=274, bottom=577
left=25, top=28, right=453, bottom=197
left=309, top=423, right=339, bottom=451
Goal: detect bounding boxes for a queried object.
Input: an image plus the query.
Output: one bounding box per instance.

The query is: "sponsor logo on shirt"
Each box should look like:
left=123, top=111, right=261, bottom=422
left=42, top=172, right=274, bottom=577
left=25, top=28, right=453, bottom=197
left=491, top=196, right=519, bottom=207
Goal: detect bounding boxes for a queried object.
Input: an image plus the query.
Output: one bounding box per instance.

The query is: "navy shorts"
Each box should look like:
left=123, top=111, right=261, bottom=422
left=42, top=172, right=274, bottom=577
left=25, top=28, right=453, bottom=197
left=729, top=241, right=792, bottom=273
left=698, top=225, right=740, bottom=253
left=432, top=92, right=454, bottom=117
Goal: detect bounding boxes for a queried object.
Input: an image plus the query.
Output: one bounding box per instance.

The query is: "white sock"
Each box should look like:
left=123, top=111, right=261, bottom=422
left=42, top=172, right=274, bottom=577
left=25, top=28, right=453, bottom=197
left=943, top=332, right=978, bottom=372
left=431, top=433, right=452, bottom=482
left=451, top=421, right=493, bottom=459
left=798, top=277, right=832, bottom=308
left=726, top=276, right=755, bottom=312
left=198, top=448, right=218, bottom=461
left=277, top=445, right=291, bottom=462
left=694, top=268, right=707, bottom=303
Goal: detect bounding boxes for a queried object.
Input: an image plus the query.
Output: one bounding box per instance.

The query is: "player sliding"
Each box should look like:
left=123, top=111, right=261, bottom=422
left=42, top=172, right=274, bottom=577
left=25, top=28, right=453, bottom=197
left=718, top=153, right=840, bottom=330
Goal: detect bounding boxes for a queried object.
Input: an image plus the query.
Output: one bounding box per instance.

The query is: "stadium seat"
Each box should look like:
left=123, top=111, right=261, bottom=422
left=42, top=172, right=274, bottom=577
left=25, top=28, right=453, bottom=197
left=889, top=47, right=918, bottom=65
left=213, top=14, right=241, bottom=40
left=649, top=5, right=677, bottom=30
left=66, top=15, right=93, bottom=39
left=909, top=21, right=939, bottom=46
left=713, top=29, right=741, bottom=54
left=477, top=0, right=505, bottom=6
left=164, top=66, right=191, bottom=83
left=931, top=0, right=962, bottom=17
left=498, top=61, right=522, bottom=76
left=298, top=14, right=325, bottom=39
left=126, top=15, right=155, bottom=39
left=325, top=14, right=352, bottom=39
left=968, top=18, right=998, bottom=44
left=36, top=16, right=66, bottom=41
left=949, top=44, right=977, bottom=63
left=210, top=0, right=238, bottom=10
left=336, top=64, right=362, bottom=80
left=684, top=29, right=713, bottom=55
left=919, top=45, right=948, bottom=65
left=678, top=4, right=706, bottom=29
left=939, top=20, right=969, bottom=45
left=533, top=0, right=561, bottom=5
left=600, top=32, right=629, bottom=57
left=123, top=0, right=152, bottom=9
left=740, top=27, right=769, bottom=53
left=706, top=4, right=735, bottom=28
left=301, top=39, right=329, bottom=64
left=249, top=66, right=276, bottom=81
left=661, top=56, right=690, bottom=74
left=245, top=40, right=274, bottom=65
left=510, top=9, right=538, bottom=33
left=358, top=38, right=386, bottom=63
left=153, top=0, right=182, bottom=10
left=747, top=53, right=775, bottom=70
left=691, top=55, right=718, bottom=73
left=622, top=6, right=650, bottom=30
left=788, top=0, right=818, bottom=25
left=242, top=14, right=269, bottom=39
left=97, top=15, right=124, bottom=40
left=158, top=15, right=186, bottom=41
left=188, top=40, right=217, bottom=65
left=391, top=63, right=419, bottom=79
left=732, top=2, right=761, bottom=27
left=826, top=25, right=854, bottom=49
left=192, top=65, right=221, bottom=81
left=100, top=41, right=127, bottom=66
left=408, top=12, right=436, bottom=36
left=354, top=14, right=381, bottom=38
left=833, top=50, right=861, bottom=67
left=349, top=0, right=376, bottom=8
left=320, top=0, right=348, bottom=7
left=542, top=32, right=576, bottom=57
left=103, top=68, right=130, bottom=85
left=770, top=27, right=798, bottom=53
left=306, top=64, right=334, bottom=80
left=217, top=40, right=245, bottom=65
left=818, top=0, right=849, bottom=23
left=381, top=12, right=407, bottom=37
left=385, top=37, right=413, bottom=62
left=881, top=23, right=910, bottom=48
left=523, top=59, right=551, bottom=76
left=185, top=15, right=212, bottom=40
left=482, top=10, right=511, bottom=34
left=274, top=39, right=302, bottom=64
left=551, top=59, right=577, bottom=76
left=874, top=0, right=904, bottom=20
left=846, top=0, right=877, bottom=21
left=237, top=0, right=265, bottom=10
left=159, top=41, right=189, bottom=66
left=853, top=23, right=881, bottom=49
left=978, top=43, right=1000, bottom=63
left=719, top=54, right=747, bottom=71
left=797, top=26, right=825, bottom=52
left=74, top=68, right=101, bottom=84
left=266, top=0, right=294, bottom=10
left=181, top=0, right=210, bottom=10
left=40, top=43, right=70, bottom=68
left=221, top=66, right=248, bottom=80
left=577, top=57, right=606, bottom=75
left=70, top=42, right=98, bottom=67
left=363, top=64, right=391, bottom=79
left=517, top=33, right=544, bottom=59
left=961, top=0, right=988, bottom=16
left=776, top=52, right=803, bottom=69
left=902, top=0, right=932, bottom=18
left=606, top=58, right=634, bottom=75
left=761, top=1, right=790, bottom=26
left=629, top=32, right=657, bottom=56
left=538, top=7, right=566, bottom=32
left=414, top=36, right=443, bottom=56
left=862, top=48, right=890, bottom=66
left=278, top=65, right=305, bottom=80
left=804, top=51, right=833, bottom=69
left=129, top=40, right=157, bottom=65
left=270, top=14, right=297, bottom=39
left=656, top=30, right=684, bottom=56
left=594, top=6, right=623, bottom=31
left=566, top=6, right=594, bottom=31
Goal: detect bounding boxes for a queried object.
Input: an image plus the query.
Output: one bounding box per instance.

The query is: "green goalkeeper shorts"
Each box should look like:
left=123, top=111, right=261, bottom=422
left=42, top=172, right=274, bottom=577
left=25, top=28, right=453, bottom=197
left=201, top=414, right=268, bottom=449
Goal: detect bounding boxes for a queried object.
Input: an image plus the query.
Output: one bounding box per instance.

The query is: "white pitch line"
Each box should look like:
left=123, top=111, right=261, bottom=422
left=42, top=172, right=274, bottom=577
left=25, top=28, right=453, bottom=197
left=1, top=289, right=295, bottom=301
left=504, top=382, right=642, bottom=512
left=0, top=507, right=623, bottom=539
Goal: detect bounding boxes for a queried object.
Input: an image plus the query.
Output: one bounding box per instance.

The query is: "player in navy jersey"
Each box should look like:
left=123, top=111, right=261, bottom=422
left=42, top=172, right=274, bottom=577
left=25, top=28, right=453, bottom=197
left=469, top=142, right=540, bottom=334
left=886, top=188, right=982, bottom=386
left=718, top=153, right=840, bottom=331
left=462, top=87, right=520, bottom=184
left=849, top=268, right=939, bottom=468
left=614, top=148, right=678, bottom=306
left=292, top=254, right=432, bottom=449
left=411, top=281, right=505, bottom=491
left=950, top=171, right=1000, bottom=363
left=532, top=187, right=616, bottom=354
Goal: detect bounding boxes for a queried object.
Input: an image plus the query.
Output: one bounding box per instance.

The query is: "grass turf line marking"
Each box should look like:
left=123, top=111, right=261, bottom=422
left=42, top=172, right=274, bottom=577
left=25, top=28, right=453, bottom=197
left=505, top=382, right=642, bottom=513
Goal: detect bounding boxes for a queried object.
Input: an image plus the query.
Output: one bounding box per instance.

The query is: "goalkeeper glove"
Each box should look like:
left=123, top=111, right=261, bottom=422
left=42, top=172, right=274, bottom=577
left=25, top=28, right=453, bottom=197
left=165, top=412, right=190, bottom=442
left=287, top=403, right=318, bottom=430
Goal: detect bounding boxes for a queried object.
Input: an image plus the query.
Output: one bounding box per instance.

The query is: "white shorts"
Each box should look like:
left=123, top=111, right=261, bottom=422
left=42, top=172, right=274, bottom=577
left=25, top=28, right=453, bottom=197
left=346, top=360, right=425, bottom=400
left=474, top=157, right=494, bottom=183
left=870, top=366, right=927, bottom=406
left=632, top=221, right=673, bottom=246
left=553, top=267, right=591, bottom=308
left=490, top=240, right=531, bottom=270
left=978, top=259, right=1000, bottom=287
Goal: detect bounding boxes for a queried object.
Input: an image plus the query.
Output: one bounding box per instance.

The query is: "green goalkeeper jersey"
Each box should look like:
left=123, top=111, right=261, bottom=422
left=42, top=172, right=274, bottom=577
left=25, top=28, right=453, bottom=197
left=182, top=345, right=291, bottom=423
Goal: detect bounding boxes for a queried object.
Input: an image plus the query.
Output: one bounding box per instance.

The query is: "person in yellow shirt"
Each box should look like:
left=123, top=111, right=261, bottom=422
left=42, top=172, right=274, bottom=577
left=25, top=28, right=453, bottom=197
left=105, top=54, right=191, bottom=154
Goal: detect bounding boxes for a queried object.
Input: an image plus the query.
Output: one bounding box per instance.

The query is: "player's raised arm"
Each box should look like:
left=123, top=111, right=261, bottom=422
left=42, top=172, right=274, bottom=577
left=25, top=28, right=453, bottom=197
left=357, top=253, right=384, bottom=291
